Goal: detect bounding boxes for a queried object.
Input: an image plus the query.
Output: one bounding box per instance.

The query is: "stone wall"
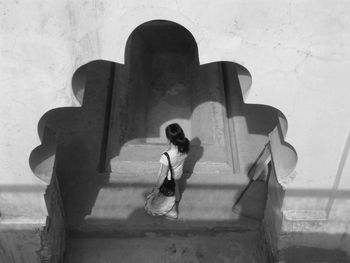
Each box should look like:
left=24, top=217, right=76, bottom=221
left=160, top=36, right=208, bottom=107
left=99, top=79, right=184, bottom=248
left=40, top=170, right=66, bottom=262
left=1, top=0, right=350, bottom=259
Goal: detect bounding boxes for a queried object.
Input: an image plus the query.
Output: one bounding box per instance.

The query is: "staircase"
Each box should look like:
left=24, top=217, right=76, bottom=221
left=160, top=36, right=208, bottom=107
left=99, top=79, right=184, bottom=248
left=55, top=57, right=271, bottom=262
left=63, top=140, right=269, bottom=262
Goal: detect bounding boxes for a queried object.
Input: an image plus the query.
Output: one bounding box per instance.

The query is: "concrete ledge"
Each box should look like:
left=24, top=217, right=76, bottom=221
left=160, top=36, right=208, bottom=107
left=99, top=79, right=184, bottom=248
left=65, top=232, right=266, bottom=263
left=0, top=217, right=46, bottom=225
left=283, top=210, right=328, bottom=221
left=0, top=222, right=45, bottom=263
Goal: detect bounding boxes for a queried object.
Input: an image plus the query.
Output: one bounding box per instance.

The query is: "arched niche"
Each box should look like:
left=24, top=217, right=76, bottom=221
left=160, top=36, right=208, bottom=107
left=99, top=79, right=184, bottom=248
left=30, top=19, right=297, bottom=192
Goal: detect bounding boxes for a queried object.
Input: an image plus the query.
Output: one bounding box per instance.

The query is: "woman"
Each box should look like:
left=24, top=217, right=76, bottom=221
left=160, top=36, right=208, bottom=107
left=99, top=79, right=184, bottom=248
left=145, top=123, right=190, bottom=219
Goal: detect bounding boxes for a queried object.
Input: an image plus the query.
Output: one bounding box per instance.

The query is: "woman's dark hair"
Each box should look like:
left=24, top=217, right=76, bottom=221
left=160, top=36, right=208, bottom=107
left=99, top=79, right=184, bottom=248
left=165, top=123, right=189, bottom=154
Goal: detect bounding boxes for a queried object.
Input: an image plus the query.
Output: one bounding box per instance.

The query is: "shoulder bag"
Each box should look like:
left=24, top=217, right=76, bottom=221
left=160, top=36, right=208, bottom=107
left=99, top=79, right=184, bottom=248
left=159, top=152, right=175, bottom=196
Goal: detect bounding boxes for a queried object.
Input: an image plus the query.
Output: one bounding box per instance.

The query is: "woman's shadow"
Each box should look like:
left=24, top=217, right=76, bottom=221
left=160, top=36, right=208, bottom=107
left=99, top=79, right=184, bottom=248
left=178, top=137, right=204, bottom=201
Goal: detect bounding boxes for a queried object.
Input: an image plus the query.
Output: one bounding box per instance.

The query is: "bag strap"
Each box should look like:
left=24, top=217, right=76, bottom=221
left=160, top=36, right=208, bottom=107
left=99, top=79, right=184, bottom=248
left=163, top=152, right=174, bottom=179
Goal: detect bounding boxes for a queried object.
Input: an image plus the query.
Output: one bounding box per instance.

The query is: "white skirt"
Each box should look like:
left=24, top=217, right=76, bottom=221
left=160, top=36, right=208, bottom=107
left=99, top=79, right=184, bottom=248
left=145, top=191, right=176, bottom=216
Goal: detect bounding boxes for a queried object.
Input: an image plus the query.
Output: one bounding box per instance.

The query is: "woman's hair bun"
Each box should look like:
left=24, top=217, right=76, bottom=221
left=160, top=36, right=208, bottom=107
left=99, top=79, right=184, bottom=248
left=165, top=123, right=190, bottom=154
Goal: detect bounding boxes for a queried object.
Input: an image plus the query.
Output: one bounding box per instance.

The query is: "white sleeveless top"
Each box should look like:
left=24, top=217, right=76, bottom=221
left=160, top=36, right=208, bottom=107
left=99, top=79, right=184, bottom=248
left=159, top=148, right=187, bottom=180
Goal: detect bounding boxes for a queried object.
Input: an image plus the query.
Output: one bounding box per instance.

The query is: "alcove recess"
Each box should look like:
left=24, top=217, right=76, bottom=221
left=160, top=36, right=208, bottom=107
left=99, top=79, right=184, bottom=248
left=105, top=20, right=237, bottom=176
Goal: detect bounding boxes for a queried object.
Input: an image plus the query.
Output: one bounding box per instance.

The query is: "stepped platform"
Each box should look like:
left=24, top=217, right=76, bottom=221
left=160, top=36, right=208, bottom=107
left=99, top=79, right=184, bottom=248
left=110, top=143, right=232, bottom=177
left=62, top=24, right=272, bottom=262
left=67, top=167, right=268, bottom=262
left=73, top=162, right=267, bottom=235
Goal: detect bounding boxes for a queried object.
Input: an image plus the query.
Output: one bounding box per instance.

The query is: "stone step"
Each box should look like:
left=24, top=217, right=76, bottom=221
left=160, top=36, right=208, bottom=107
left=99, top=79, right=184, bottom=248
left=77, top=170, right=267, bottom=233
left=110, top=143, right=234, bottom=176
left=65, top=231, right=268, bottom=263
left=113, top=143, right=228, bottom=162
left=110, top=160, right=233, bottom=178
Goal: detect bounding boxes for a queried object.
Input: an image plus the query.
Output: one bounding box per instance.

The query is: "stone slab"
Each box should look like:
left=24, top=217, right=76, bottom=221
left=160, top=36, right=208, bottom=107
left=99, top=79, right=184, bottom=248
left=75, top=170, right=266, bottom=233
left=65, top=231, right=266, bottom=263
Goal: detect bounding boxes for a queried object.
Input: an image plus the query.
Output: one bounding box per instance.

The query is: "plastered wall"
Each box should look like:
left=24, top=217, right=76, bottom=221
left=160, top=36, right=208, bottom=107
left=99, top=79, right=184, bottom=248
left=1, top=0, right=350, bottom=258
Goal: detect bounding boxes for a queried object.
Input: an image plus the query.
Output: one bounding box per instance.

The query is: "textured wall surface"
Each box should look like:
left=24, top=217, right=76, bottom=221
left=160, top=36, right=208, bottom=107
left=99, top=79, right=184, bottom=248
left=1, top=0, right=350, bottom=260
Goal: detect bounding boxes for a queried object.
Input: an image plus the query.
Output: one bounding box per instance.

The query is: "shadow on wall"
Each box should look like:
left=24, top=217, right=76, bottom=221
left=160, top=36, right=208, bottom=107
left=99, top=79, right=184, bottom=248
left=29, top=61, right=113, bottom=228
left=179, top=137, right=204, bottom=201
left=29, top=20, right=296, bottom=230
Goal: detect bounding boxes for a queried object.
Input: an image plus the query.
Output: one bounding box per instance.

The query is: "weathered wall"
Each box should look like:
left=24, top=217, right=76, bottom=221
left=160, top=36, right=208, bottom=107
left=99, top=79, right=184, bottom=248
left=1, top=0, right=350, bottom=260
left=41, top=170, right=66, bottom=262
